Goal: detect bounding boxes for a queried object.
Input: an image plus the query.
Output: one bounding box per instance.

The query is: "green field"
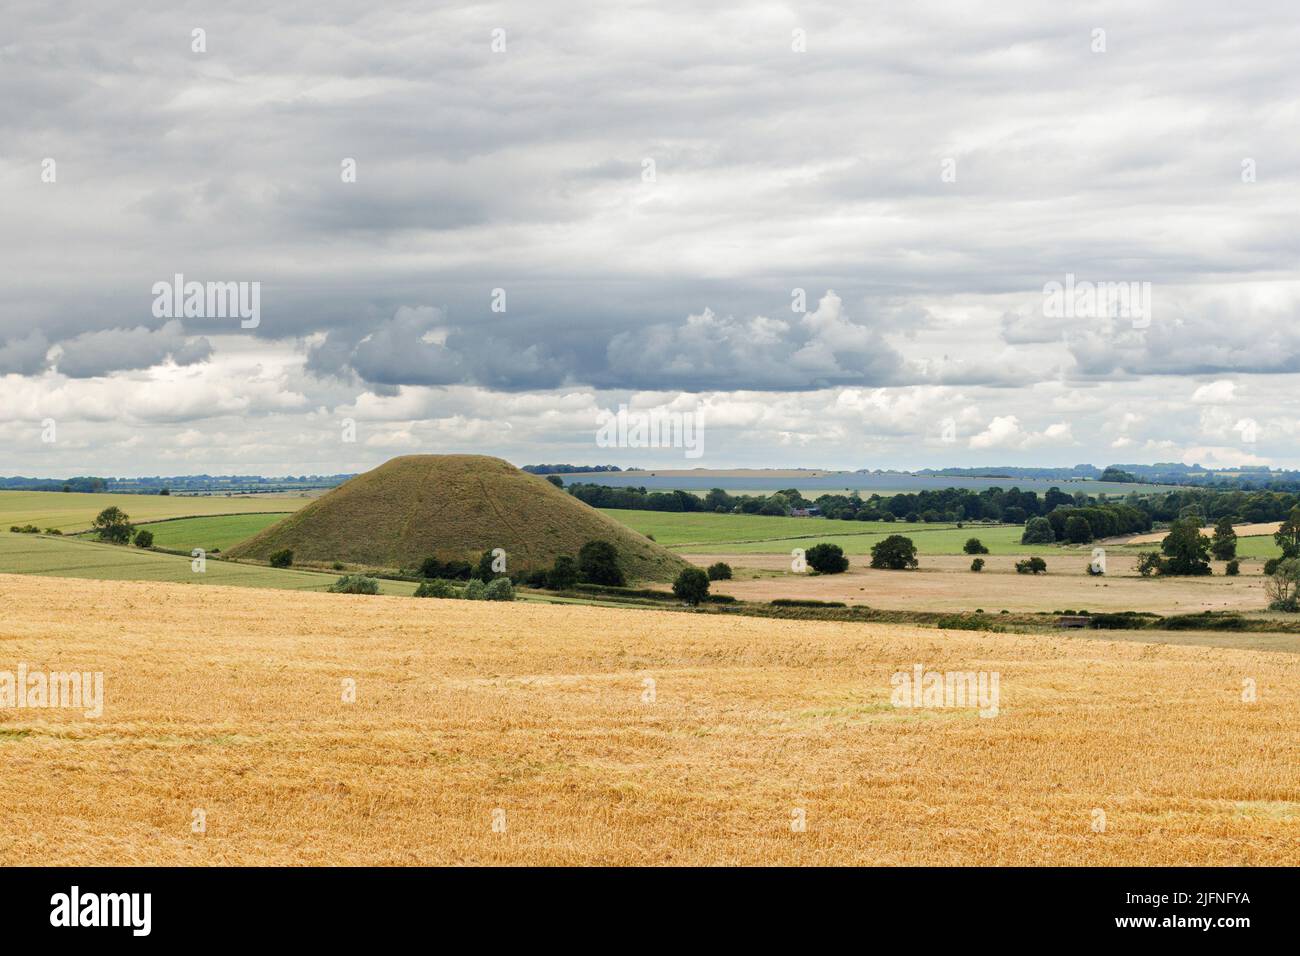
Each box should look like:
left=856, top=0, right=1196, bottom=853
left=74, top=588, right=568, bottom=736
left=130, top=512, right=289, bottom=552
left=599, top=509, right=1069, bottom=555
left=0, top=489, right=309, bottom=533
left=0, top=531, right=417, bottom=595
left=600, top=509, right=1291, bottom=559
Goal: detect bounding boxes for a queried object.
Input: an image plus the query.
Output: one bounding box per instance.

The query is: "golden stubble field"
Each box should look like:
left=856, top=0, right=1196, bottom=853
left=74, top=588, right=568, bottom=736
left=0, top=573, right=1297, bottom=865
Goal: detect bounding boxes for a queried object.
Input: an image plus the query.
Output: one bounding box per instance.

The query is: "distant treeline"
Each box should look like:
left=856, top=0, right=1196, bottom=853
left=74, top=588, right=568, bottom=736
left=565, top=481, right=1300, bottom=535
left=522, top=464, right=623, bottom=475
left=0, top=474, right=352, bottom=494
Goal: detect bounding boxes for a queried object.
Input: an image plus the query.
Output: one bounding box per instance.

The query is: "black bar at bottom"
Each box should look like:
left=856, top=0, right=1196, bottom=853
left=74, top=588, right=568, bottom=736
left=0, top=866, right=1283, bottom=941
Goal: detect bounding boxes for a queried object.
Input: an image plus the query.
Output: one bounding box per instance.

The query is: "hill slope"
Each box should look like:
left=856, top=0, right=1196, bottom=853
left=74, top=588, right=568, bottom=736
left=225, top=455, right=689, bottom=582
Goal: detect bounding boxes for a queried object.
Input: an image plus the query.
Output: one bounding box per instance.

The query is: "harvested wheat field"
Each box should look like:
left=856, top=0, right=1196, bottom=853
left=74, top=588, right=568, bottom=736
left=1, top=573, right=1297, bottom=865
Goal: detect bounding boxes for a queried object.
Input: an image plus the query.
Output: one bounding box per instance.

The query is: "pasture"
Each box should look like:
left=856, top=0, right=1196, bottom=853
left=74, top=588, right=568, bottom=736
left=0, top=489, right=310, bottom=533
left=0, top=531, right=417, bottom=596
left=1, top=574, right=1295, bottom=865
left=127, top=513, right=289, bottom=553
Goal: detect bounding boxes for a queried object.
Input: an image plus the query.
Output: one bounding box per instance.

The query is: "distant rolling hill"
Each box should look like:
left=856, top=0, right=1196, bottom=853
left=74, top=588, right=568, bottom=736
left=225, top=454, right=690, bottom=582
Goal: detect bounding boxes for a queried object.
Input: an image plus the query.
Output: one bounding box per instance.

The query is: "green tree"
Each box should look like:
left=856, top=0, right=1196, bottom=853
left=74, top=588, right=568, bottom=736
left=269, top=548, right=293, bottom=568
left=672, top=568, right=710, bottom=605
left=547, top=555, right=579, bottom=590
left=133, top=529, right=154, bottom=549
left=92, top=506, right=134, bottom=544
left=545, top=475, right=564, bottom=488
left=870, top=535, right=918, bottom=570
left=1014, top=556, right=1047, bottom=574
left=806, top=543, right=849, bottom=574
left=414, top=579, right=456, bottom=598
left=1274, top=506, right=1300, bottom=558
left=1063, top=515, right=1093, bottom=544
left=1265, top=557, right=1300, bottom=611
left=473, top=549, right=503, bottom=582
left=706, top=561, right=733, bottom=581
left=484, top=577, right=516, bottom=601
left=578, top=540, right=625, bottom=586
left=1021, top=516, right=1055, bottom=545
left=970, top=558, right=985, bottom=572
left=1160, top=517, right=1212, bottom=575
left=1136, top=551, right=1164, bottom=577
left=1210, top=517, right=1238, bottom=561
left=963, top=537, right=989, bottom=555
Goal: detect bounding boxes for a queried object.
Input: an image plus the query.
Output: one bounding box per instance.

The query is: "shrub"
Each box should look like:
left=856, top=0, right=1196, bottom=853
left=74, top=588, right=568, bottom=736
left=473, top=549, right=505, bottom=582
left=578, top=540, right=625, bottom=586
left=547, top=555, right=579, bottom=590
left=1021, top=517, right=1055, bottom=545
left=1089, top=612, right=1152, bottom=630
left=963, top=538, right=989, bottom=555
left=43, top=528, right=61, bottom=535
left=672, top=568, right=711, bottom=606
left=1225, top=559, right=1240, bottom=577
left=484, top=577, right=516, bottom=601
left=1014, top=556, right=1047, bottom=575
left=970, top=558, right=985, bottom=572
left=770, top=598, right=847, bottom=608
left=463, top=579, right=488, bottom=600
left=414, top=579, right=457, bottom=598
left=92, top=506, right=133, bottom=544
left=1085, top=561, right=1104, bottom=576
left=1264, top=557, right=1283, bottom=577
left=523, top=569, right=549, bottom=588
left=269, top=549, right=293, bottom=568
left=870, top=535, right=918, bottom=570
left=332, top=561, right=345, bottom=571
left=9, top=524, right=40, bottom=534
left=133, top=529, right=154, bottom=549
left=1265, top=557, right=1300, bottom=612
left=1136, top=551, right=1164, bottom=577
left=806, top=543, right=849, bottom=574
left=418, top=557, right=472, bottom=580
left=706, top=561, right=733, bottom=581
left=327, top=574, right=380, bottom=595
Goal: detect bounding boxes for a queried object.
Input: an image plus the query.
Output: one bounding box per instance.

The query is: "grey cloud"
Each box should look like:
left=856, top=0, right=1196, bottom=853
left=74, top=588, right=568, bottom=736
left=54, top=321, right=212, bottom=378
left=0, top=331, right=51, bottom=375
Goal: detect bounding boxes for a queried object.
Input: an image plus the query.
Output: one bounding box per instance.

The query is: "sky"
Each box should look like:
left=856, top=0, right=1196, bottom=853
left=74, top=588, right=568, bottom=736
left=2, top=0, right=1299, bottom=477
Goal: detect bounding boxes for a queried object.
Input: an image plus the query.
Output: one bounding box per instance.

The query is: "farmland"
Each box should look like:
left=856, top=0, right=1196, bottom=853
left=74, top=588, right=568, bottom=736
left=1, top=574, right=1296, bottom=865
left=0, top=489, right=310, bottom=533
left=0, top=532, right=418, bottom=596
left=125, top=513, right=289, bottom=553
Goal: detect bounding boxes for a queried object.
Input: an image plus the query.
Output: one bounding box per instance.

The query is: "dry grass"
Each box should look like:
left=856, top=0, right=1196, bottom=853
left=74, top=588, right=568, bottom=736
left=690, top=552, right=1272, bottom=615
left=1, top=573, right=1297, bottom=865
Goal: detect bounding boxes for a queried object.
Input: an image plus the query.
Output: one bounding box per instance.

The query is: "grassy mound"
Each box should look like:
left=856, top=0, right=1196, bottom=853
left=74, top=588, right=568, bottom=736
left=225, top=455, right=689, bottom=582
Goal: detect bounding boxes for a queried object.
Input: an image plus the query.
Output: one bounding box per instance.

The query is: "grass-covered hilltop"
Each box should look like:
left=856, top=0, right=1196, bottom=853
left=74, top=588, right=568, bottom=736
left=224, top=454, right=689, bottom=583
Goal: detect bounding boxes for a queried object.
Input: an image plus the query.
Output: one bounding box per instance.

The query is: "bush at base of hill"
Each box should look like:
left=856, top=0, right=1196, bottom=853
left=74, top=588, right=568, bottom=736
left=463, top=579, right=488, bottom=600
left=484, top=577, right=516, bottom=601
left=706, top=562, right=733, bottom=581
left=269, top=548, right=293, bottom=568
left=414, top=579, right=457, bottom=598
left=327, top=574, right=380, bottom=594
left=672, top=568, right=710, bottom=606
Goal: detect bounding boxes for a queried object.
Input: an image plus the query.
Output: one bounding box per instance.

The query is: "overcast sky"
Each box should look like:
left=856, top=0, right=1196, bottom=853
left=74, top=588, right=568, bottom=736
left=3, top=1, right=1299, bottom=476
